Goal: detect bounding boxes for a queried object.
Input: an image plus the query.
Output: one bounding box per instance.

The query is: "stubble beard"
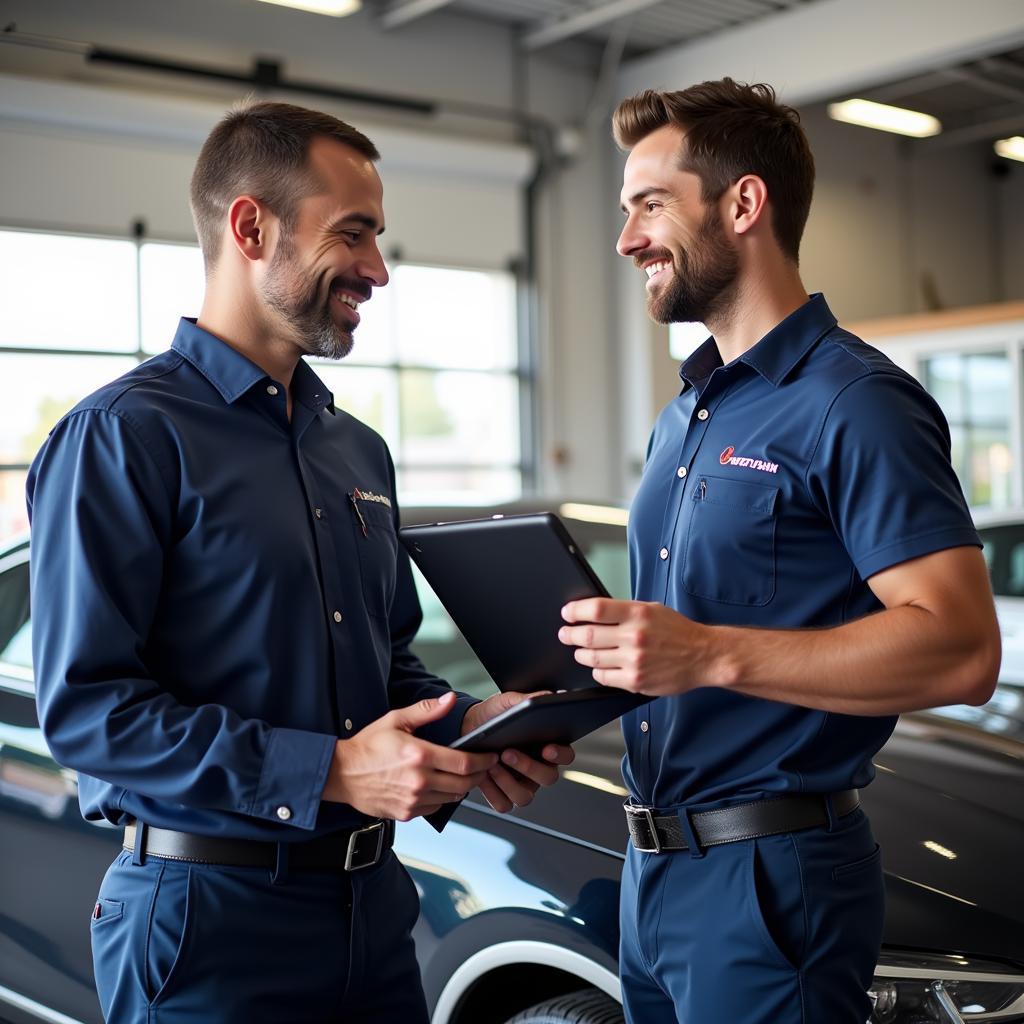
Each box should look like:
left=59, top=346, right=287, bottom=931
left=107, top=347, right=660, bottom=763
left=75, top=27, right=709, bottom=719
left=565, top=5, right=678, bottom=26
left=261, top=236, right=354, bottom=361
left=647, top=207, right=740, bottom=327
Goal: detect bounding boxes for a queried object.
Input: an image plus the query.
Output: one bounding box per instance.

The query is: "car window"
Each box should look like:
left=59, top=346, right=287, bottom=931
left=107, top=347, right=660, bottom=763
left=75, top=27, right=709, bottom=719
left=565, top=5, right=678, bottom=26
left=978, top=524, right=1024, bottom=597
left=1009, top=543, right=1024, bottom=597
left=0, top=558, right=31, bottom=673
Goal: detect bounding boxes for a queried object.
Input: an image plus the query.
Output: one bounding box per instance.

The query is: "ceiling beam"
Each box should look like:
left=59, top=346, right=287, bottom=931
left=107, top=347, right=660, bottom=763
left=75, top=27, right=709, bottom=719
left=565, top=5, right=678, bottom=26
left=379, top=0, right=457, bottom=31
left=523, top=0, right=669, bottom=52
left=941, top=66, right=1024, bottom=105
left=979, top=56, right=1024, bottom=83
left=926, top=108, right=1024, bottom=148
left=619, top=0, right=1024, bottom=106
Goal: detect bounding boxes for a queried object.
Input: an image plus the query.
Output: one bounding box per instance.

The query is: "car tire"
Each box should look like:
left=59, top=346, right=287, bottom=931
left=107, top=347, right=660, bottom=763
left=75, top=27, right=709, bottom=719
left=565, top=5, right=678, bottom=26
left=504, top=988, right=624, bottom=1024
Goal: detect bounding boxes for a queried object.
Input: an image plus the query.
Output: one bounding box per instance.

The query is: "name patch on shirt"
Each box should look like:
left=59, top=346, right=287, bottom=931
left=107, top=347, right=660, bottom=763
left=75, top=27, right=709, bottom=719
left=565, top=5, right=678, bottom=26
left=354, top=488, right=392, bottom=508
left=719, top=446, right=778, bottom=475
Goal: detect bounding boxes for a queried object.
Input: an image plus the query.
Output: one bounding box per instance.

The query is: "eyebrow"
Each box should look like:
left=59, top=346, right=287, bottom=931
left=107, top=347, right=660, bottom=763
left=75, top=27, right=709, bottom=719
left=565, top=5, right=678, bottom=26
left=329, top=213, right=385, bottom=236
left=620, top=187, right=672, bottom=214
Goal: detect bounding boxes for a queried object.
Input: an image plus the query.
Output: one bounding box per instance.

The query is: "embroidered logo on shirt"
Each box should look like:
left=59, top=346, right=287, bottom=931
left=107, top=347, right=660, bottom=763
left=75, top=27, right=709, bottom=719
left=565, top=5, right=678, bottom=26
left=719, top=446, right=778, bottom=474
left=354, top=488, right=392, bottom=508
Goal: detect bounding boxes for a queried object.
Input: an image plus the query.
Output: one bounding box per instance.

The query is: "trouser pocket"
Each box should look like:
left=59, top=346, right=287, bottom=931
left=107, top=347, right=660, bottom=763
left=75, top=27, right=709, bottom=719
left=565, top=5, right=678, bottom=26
left=746, top=834, right=807, bottom=971
left=146, top=863, right=195, bottom=1005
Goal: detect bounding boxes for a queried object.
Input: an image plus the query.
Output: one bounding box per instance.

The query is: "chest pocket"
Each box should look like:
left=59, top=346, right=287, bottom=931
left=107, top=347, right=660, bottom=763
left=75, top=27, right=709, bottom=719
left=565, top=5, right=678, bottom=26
left=351, top=498, right=398, bottom=619
left=682, top=474, right=779, bottom=606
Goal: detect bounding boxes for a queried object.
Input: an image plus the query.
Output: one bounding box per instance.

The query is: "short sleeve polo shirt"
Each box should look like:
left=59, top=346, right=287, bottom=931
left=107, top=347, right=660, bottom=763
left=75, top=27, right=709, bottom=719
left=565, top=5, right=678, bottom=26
left=623, top=293, right=979, bottom=810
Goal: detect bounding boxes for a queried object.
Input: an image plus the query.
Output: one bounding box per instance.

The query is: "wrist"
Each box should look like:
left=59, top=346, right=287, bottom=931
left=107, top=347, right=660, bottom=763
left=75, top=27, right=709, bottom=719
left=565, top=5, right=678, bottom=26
left=321, top=739, right=350, bottom=804
left=702, top=625, right=743, bottom=690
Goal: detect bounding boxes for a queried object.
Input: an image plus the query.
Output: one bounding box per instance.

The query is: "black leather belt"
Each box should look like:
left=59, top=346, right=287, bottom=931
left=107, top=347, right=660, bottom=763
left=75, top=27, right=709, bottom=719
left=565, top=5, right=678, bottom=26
left=625, top=790, right=860, bottom=853
left=123, top=820, right=392, bottom=872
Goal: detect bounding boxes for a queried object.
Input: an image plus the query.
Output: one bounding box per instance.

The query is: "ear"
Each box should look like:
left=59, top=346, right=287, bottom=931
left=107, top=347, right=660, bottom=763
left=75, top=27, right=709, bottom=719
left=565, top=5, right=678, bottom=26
left=729, top=174, right=769, bottom=238
left=226, top=195, right=271, bottom=263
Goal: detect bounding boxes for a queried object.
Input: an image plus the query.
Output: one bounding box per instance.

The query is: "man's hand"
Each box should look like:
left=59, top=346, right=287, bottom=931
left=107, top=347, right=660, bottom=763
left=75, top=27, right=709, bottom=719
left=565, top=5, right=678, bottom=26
left=460, top=692, right=575, bottom=814
left=323, top=692, right=498, bottom=821
left=559, top=598, right=710, bottom=697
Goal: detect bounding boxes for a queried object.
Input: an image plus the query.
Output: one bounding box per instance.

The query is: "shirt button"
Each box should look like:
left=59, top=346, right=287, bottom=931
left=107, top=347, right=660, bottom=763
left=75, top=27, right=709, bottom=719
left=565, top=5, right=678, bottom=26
left=640, top=721, right=649, bottom=733
left=344, top=718, right=353, bottom=731
left=677, top=466, right=687, bottom=478
left=276, top=806, right=292, bottom=821
left=266, top=385, right=279, bottom=396
left=314, top=508, right=323, bottom=519
left=333, top=610, right=343, bottom=623
left=659, top=547, right=669, bottom=560
left=697, top=408, right=709, bottom=421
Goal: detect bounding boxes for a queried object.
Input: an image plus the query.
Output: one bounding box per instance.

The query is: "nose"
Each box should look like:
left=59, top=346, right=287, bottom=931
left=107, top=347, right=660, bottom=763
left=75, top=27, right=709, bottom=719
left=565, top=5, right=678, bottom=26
left=616, top=214, right=649, bottom=259
left=357, top=243, right=389, bottom=288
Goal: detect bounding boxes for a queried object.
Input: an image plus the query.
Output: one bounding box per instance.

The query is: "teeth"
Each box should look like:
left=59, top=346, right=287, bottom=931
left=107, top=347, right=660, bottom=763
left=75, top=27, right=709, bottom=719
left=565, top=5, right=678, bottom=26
left=337, top=293, right=360, bottom=309
left=645, top=261, right=669, bottom=279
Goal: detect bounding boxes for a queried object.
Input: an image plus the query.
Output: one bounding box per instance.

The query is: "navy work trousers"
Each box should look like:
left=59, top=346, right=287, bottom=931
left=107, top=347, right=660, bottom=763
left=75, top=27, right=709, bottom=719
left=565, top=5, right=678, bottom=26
left=619, top=808, right=885, bottom=1024
left=90, top=847, right=428, bottom=1023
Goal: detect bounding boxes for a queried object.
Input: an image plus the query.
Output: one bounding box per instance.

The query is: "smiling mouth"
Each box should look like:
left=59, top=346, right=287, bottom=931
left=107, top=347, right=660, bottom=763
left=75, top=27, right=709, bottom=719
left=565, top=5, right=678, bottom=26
left=329, top=284, right=367, bottom=323
left=643, top=260, right=671, bottom=288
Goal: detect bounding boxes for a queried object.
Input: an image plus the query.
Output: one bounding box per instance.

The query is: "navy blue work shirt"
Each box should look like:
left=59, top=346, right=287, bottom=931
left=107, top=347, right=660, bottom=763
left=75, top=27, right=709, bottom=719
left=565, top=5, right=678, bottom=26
left=27, top=318, right=476, bottom=840
left=624, top=294, right=979, bottom=809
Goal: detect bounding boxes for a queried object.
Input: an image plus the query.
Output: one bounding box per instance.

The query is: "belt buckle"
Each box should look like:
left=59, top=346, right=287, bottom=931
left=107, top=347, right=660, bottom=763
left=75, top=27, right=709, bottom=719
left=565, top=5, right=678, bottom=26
left=345, top=821, right=385, bottom=871
left=626, top=804, right=661, bottom=854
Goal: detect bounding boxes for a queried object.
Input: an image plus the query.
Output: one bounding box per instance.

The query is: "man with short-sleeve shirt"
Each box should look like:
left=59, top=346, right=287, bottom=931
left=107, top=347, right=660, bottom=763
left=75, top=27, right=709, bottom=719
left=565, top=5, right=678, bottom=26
left=559, top=79, right=1000, bottom=1024
left=28, top=101, right=572, bottom=1024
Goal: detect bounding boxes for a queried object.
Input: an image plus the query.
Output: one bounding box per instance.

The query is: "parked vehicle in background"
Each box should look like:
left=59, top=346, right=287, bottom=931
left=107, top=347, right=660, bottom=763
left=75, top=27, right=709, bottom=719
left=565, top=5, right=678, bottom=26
left=2, top=504, right=1024, bottom=1023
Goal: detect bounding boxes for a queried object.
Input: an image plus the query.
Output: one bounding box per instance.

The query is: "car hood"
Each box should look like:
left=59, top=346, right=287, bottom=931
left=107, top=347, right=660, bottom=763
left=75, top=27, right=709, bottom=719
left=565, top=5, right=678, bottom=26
left=482, top=713, right=1024, bottom=960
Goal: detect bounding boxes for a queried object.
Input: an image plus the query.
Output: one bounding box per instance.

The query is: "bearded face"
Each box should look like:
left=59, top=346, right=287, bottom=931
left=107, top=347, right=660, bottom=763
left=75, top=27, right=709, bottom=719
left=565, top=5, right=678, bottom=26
left=644, top=203, right=740, bottom=326
left=261, top=231, right=369, bottom=361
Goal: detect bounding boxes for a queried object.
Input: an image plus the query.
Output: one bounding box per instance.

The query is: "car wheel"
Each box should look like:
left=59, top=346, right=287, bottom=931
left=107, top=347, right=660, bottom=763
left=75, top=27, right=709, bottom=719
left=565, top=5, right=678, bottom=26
left=504, top=988, right=624, bottom=1024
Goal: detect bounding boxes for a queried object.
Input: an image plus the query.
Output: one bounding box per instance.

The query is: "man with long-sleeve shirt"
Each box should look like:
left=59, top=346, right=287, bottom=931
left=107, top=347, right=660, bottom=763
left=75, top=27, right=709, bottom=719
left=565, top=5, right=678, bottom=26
left=28, top=101, right=571, bottom=1024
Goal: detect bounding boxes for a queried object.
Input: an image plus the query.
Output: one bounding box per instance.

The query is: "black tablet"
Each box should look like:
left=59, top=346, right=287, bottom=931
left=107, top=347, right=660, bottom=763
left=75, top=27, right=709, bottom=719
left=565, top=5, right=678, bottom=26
left=399, top=512, right=649, bottom=748
left=450, top=688, right=645, bottom=755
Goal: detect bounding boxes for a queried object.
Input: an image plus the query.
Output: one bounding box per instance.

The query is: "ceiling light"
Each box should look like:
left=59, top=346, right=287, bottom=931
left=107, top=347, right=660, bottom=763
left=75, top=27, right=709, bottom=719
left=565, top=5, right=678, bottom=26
left=995, top=136, right=1024, bottom=162
left=255, top=0, right=362, bottom=16
left=827, top=99, right=941, bottom=138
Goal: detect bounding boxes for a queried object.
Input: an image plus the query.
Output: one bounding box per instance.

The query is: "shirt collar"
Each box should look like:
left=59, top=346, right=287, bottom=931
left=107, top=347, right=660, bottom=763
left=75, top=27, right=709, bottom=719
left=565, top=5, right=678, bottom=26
left=171, top=318, right=335, bottom=414
left=678, top=293, right=837, bottom=392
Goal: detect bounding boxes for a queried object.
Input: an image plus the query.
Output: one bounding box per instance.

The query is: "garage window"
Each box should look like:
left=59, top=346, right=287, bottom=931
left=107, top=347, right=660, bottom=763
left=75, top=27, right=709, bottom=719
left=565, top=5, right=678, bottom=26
left=0, top=228, right=528, bottom=545
left=922, top=351, right=1014, bottom=509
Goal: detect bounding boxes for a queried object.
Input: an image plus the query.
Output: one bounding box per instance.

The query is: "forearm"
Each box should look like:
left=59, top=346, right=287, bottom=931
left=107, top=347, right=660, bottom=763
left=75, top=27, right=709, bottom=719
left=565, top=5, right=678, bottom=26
left=705, top=603, right=999, bottom=715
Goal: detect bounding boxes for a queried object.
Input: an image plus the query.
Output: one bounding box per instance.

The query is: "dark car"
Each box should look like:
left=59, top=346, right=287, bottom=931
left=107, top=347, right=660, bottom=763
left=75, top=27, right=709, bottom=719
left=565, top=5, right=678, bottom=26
left=2, top=505, right=1024, bottom=1024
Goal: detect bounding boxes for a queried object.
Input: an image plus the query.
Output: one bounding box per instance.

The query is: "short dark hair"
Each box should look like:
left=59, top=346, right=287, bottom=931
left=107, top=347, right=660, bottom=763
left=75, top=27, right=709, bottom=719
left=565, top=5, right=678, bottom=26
left=613, top=79, right=814, bottom=262
left=189, top=100, right=379, bottom=269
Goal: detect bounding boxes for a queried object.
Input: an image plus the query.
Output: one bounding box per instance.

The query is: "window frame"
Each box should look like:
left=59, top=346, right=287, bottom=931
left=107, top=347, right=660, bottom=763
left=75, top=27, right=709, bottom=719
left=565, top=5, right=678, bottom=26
left=0, top=224, right=535, bottom=507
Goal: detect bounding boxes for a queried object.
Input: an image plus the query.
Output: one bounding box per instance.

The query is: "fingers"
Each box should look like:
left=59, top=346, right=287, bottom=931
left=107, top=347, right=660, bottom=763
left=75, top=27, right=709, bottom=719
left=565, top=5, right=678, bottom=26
left=477, top=773, right=514, bottom=813
left=426, top=743, right=499, bottom=777
left=498, top=749, right=558, bottom=788
left=539, top=743, right=575, bottom=766
left=422, top=767, right=493, bottom=799
left=557, top=623, right=620, bottom=649
left=487, top=761, right=540, bottom=808
left=561, top=598, right=633, bottom=625
left=389, top=691, right=457, bottom=731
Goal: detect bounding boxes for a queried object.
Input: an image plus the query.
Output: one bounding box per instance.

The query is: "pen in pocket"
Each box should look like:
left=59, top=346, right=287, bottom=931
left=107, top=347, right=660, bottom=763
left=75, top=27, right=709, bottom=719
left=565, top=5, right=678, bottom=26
left=349, top=489, right=368, bottom=538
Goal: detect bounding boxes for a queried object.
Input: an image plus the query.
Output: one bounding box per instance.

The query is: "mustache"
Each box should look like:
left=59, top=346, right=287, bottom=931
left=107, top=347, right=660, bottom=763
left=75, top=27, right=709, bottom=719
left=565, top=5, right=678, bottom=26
left=633, top=249, right=673, bottom=270
left=329, top=276, right=372, bottom=304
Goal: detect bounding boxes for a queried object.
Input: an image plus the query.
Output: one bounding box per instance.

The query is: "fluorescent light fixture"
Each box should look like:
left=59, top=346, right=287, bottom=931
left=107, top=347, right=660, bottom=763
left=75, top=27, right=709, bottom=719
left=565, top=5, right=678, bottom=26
left=827, top=98, right=941, bottom=138
left=995, top=136, right=1024, bottom=162
left=256, top=0, right=362, bottom=16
